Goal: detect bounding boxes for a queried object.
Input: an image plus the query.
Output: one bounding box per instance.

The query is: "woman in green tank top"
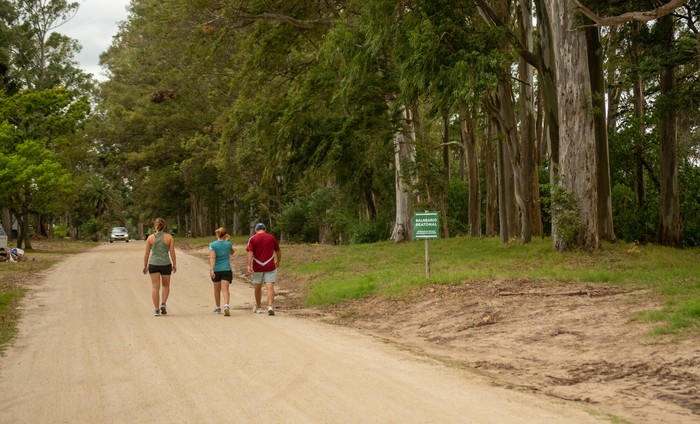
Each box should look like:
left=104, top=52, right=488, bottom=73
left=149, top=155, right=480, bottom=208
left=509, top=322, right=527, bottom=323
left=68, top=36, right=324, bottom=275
left=143, top=218, right=177, bottom=316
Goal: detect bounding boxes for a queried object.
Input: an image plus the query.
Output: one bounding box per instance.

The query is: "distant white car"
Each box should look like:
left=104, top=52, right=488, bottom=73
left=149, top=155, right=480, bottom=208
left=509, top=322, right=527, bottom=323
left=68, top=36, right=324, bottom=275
left=0, top=223, right=7, bottom=249
left=110, top=227, right=130, bottom=243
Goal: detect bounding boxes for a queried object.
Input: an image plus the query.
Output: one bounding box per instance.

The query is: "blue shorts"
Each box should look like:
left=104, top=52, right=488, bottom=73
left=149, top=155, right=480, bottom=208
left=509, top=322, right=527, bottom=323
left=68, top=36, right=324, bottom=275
left=148, top=264, right=172, bottom=275
left=252, top=269, right=277, bottom=284
left=211, top=270, right=233, bottom=283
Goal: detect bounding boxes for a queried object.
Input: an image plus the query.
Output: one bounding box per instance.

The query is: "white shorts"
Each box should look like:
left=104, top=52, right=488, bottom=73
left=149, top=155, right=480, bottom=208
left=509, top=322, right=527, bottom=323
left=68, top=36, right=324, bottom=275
left=252, top=269, right=277, bottom=284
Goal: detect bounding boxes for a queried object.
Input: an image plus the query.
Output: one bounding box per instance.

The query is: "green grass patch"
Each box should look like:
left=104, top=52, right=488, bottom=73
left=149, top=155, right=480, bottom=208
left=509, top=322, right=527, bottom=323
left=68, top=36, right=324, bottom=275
left=286, top=237, right=700, bottom=335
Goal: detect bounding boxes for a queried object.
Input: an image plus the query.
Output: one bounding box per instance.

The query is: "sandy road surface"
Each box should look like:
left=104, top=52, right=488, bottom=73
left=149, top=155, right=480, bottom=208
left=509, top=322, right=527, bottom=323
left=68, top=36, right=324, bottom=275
left=1, top=242, right=602, bottom=423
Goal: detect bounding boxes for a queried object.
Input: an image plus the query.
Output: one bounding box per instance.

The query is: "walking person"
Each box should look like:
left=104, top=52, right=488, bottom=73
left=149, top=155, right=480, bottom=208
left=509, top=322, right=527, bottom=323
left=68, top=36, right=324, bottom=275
left=210, top=227, right=234, bottom=316
left=246, top=223, right=281, bottom=315
left=143, top=218, right=177, bottom=316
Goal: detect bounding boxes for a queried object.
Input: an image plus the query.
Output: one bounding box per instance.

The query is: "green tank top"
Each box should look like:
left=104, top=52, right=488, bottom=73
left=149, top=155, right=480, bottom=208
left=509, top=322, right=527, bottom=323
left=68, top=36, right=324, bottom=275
left=149, top=232, right=171, bottom=266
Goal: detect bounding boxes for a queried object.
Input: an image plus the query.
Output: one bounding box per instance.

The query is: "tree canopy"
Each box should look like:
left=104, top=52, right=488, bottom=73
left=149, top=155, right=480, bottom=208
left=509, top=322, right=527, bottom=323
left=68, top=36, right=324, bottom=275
left=3, top=0, right=700, bottom=250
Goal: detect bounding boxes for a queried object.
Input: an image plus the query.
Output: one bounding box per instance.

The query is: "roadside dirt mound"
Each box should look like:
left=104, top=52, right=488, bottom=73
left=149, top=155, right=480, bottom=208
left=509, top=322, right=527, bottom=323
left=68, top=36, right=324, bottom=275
left=220, top=243, right=699, bottom=423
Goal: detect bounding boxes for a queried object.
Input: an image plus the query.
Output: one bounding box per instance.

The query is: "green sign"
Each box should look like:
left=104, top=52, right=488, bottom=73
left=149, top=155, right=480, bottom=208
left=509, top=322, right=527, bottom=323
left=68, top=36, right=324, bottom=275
left=413, top=211, right=439, bottom=239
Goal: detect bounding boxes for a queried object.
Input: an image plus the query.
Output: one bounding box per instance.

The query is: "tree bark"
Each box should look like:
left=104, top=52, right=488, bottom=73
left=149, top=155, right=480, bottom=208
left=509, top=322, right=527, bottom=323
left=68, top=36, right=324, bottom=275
left=484, top=120, right=499, bottom=237
left=585, top=26, right=616, bottom=243
left=632, top=22, right=646, bottom=208
left=658, top=14, right=682, bottom=247
left=547, top=1, right=599, bottom=251
left=532, top=0, right=562, bottom=243
left=460, top=115, right=481, bottom=237
left=518, top=0, right=542, bottom=239
left=495, top=120, right=518, bottom=243
left=390, top=105, right=417, bottom=243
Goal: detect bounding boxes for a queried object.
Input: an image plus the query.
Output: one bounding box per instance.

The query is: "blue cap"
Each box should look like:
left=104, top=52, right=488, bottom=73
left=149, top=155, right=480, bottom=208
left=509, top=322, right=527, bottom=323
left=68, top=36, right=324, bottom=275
left=255, top=223, right=266, bottom=231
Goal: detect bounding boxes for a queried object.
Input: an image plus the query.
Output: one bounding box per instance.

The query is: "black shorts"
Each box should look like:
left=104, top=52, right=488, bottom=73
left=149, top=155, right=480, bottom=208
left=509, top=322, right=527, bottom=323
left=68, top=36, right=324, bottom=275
left=211, top=270, right=233, bottom=283
left=148, top=264, right=172, bottom=275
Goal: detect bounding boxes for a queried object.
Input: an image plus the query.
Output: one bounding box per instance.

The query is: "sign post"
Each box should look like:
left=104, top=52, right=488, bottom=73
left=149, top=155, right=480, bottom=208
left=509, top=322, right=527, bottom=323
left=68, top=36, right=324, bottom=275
left=413, top=211, right=439, bottom=279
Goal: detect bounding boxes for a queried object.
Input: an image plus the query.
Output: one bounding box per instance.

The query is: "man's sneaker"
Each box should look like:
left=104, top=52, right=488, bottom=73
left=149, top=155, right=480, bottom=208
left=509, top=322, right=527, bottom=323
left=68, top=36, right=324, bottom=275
left=224, top=305, right=230, bottom=316
left=160, top=303, right=167, bottom=315
left=154, top=309, right=160, bottom=316
left=252, top=305, right=261, bottom=314
left=214, top=307, right=222, bottom=314
left=268, top=306, right=275, bottom=316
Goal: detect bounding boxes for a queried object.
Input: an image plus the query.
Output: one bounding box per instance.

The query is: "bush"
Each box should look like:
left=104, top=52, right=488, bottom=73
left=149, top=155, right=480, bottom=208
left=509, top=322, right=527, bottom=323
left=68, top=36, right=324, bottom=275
left=549, top=182, right=581, bottom=248
left=350, top=218, right=389, bottom=244
left=53, top=224, right=70, bottom=238
left=680, top=165, right=700, bottom=247
left=81, top=218, right=103, bottom=242
left=446, top=179, right=469, bottom=236
left=611, top=183, right=658, bottom=243
left=278, top=188, right=343, bottom=243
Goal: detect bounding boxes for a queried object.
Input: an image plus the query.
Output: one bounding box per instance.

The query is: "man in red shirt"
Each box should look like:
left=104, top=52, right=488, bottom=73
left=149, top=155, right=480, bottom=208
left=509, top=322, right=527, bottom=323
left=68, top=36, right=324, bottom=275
left=246, top=223, right=282, bottom=315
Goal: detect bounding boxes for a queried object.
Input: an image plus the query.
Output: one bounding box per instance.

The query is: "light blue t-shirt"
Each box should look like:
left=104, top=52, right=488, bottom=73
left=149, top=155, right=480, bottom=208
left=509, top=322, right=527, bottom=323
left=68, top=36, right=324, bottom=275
left=209, top=240, right=233, bottom=272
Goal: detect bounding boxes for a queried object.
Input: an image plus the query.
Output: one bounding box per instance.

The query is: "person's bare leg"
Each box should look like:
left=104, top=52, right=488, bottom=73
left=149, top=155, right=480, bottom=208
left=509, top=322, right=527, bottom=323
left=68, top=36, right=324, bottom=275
left=265, top=282, right=275, bottom=307
left=161, top=274, right=171, bottom=304
left=222, top=281, right=230, bottom=306
left=213, top=282, right=222, bottom=307
left=150, top=273, right=161, bottom=309
left=254, top=284, right=262, bottom=308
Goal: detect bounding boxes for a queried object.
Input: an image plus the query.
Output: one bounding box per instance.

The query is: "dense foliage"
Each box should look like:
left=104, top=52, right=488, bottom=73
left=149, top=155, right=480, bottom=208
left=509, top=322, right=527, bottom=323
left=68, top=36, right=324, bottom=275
left=2, top=0, right=700, bottom=249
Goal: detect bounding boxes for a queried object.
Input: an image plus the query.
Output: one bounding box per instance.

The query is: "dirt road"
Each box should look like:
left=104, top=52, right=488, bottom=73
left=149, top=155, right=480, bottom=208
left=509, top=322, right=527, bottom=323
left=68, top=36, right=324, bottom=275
left=0, top=242, right=601, bottom=423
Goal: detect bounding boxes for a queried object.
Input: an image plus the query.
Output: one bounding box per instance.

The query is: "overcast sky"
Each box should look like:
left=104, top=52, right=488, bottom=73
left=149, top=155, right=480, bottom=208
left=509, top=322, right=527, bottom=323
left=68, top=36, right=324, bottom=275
left=58, top=0, right=131, bottom=81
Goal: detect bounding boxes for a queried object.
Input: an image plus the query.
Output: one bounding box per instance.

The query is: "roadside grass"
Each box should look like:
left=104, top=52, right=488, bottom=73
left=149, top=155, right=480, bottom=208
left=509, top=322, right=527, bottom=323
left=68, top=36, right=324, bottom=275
left=0, top=287, right=25, bottom=355
left=0, top=240, right=95, bottom=355
left=289, top=237, right=700, bottom=335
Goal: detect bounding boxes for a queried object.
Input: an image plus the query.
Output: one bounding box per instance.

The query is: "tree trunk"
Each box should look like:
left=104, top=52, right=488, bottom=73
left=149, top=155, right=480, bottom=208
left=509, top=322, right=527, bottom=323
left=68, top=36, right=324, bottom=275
left=486, top=0, right=529, bottom=243
left=15, top=211, right=32, bottom=250
left=460, top=115, right=481, bottom=237
left=532, top=0, right=562, bottom=243
left=518, top=0, right=542, bottom=239
left=633, top=67, right=645, bottom=207
left=585, top=26, right=615, bottom=243
left=546, top=1, right=599, bottom=251
left=484, top=120, right=499, bottom=237
left=441, top=113, right=450, bottom=238
left=390, top=105, right=417, bottom=243
left=658, top=14, right=682, bottom=247
left=1, top=208, right=11, bottom=241
left=190, top=193, right=204, bottom=237
left=495, top=121, right=518, bottom=243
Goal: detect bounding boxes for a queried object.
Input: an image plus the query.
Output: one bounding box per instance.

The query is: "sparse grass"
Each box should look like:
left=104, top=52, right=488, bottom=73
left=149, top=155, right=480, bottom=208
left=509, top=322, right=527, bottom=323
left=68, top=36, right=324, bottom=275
left=0, top=287, right=25, bottom=354
left=287, top=237, right=700, bottom=335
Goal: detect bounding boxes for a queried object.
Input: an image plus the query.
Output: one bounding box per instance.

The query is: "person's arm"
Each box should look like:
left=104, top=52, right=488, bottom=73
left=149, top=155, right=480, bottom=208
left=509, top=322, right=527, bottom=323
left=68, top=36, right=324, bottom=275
left=168, top=235, right=177, bottom=273
left=209, top=250, right=216, bottom=278
left=275, top=249, right=282, bottom=268
left=143, top=236, right=152, bottom=274
left=247, top=251, right=253, bottom=274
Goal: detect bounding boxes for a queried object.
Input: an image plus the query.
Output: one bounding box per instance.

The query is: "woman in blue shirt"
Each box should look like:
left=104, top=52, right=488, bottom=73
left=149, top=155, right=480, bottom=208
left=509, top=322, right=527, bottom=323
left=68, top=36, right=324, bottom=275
left=209, top=227, right=234, bottom=316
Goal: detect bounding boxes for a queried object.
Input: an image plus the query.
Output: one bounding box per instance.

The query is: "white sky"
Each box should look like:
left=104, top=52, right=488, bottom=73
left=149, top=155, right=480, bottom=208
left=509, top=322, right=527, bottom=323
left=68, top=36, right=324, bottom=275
left=57, top=0, right=131, bottom=81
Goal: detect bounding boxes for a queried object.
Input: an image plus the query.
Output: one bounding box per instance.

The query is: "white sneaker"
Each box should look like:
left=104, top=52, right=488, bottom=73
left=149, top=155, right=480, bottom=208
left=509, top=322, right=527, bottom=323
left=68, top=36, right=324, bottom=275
left=252, top=305, right=260, bottom=314
left=268, top=306, right=275, bottom=316
left=224, top=305, right=230, bottom=316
